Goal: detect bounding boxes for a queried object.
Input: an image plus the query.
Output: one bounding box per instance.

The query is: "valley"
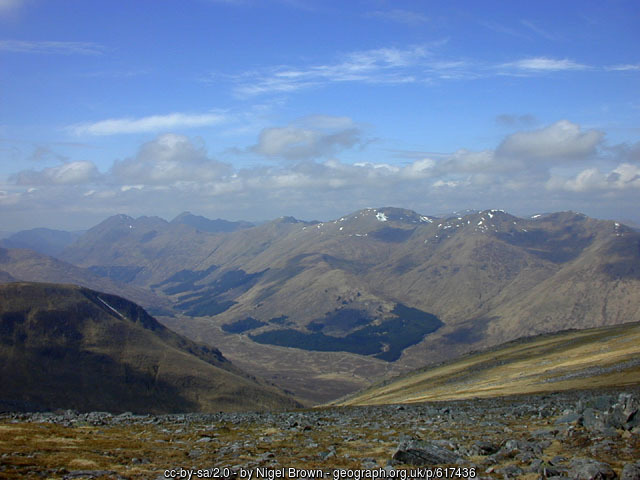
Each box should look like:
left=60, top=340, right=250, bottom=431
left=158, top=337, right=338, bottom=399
left=2, top=207, right=640, bottom=404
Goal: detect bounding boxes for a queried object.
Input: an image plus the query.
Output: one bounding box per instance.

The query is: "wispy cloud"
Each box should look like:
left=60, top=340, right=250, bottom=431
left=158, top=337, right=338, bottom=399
left=233, top=45, right=432, bottom=97
left=502, top=56, right=589, bottom=72
left=226, top=45, right=608, bottom=98
left=70, top=112, right=228, bottom=136
left=478, top=20, right=530, bottom=40
left=606, top=64, right=640, bottom=71
left=367, top=9, right=429, bottom=26
left=520, top=20, right=556, bottom=41
left=80, top=69, right=149, bottom=79
left=0, top=39, right=105, bottom=55
left=0, top=0, right=25, bottom=15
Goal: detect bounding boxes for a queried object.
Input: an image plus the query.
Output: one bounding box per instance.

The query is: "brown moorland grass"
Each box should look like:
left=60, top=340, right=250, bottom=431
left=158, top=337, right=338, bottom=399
left=336, top=322, right=640, bottom=406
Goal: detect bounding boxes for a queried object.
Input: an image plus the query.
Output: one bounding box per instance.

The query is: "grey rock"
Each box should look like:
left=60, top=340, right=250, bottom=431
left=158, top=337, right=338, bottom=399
left=497, top=464, right=523, bottom=478
left=472, top=440, right=499, bottom=455
left=583, top=408, right=606, bottom=431
left=622, top=462, right=640, bottom=480
left=392, top=439, right=459, bottom=466
left=531, top=428, right=559, bottom=438
left=555, top=412, right=583, bottom=425
left=608, top=393, right=639, bottom=430
left=361, top=458, right=378, bottom=469
left=585, top=395, right=616, bottom=411
left=568, top=458, right=617, bottom=480
left=528, top=458, right=543, bottom=473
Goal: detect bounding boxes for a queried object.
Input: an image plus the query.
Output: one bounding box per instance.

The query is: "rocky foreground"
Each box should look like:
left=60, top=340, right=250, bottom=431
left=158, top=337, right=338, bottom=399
left=1, top=388, right=639, bottom=480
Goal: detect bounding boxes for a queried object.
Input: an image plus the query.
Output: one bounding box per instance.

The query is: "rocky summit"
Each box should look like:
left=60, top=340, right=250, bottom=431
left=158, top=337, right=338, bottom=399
left=1, top=388, right=639, bottom=479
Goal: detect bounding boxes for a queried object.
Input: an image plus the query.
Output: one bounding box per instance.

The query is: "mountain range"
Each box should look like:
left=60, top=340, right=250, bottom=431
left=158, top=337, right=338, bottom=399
left=2, top=207, right=639, bottom=404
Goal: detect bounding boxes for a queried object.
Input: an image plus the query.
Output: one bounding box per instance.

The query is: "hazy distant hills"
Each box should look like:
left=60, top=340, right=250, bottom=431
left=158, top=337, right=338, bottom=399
left=0, top=282, right=299, bottom=413
left=15, top=207, right=640, bottom=402
left=0, top=246, right=168, bottom=311
left=1, top=228, right=83, bottom=257
left=171, top=211, right=254, bottom=233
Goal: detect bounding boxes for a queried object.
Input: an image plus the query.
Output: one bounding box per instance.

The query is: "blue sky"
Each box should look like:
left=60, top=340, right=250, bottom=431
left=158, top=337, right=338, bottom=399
left=1, top=0, right=639, bottom=230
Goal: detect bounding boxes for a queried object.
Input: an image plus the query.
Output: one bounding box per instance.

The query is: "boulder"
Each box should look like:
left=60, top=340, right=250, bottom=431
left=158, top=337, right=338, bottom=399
left=568, top=458, right=617, bottom=480
left=621, top=462, right=640, bottom=480
left=392, top=439, right=459, bottom=466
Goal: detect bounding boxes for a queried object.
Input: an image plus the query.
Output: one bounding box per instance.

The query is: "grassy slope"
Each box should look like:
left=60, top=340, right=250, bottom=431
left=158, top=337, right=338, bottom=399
left=335, top=321, right=640, bottom=406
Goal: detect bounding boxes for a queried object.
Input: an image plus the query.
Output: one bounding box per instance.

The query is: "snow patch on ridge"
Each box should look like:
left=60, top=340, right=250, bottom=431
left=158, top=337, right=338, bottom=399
left=97, top=297, right=125, bottom=319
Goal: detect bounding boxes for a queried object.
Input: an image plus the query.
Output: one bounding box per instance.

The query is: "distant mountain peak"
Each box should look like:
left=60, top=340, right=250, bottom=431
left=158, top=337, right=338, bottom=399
left=171, top=212, right=253, bottom=233
left=171, top=211, right=194, bottom=221
left=345, top=207, right=436, bottom=225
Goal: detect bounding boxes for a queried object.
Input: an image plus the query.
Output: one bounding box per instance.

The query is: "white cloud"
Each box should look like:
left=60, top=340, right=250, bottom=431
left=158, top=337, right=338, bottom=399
left=502, top=56, right=588, bottom=72
left=433, top=179, right=461, bottom=188
left=497, top=120, right=603, bottom=161
left=4, top=120, right=639, bottom=228
left=401, top=158, right=436, bottom=179
left=436, top=149, right=508, bottom=174
left=111, top=133, right=231, bottom=184
left=0, top=40, right=104, bottom=55
left=548, top=163, right=640, bottom=192
left=13, top=161, right=100, bottom=185
left=251, top=116, right=365, bottom=161
left=71, top=112, right=227, bottom=136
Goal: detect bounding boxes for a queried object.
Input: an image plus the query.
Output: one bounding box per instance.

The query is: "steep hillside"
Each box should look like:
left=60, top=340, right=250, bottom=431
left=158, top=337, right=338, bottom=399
left=336, top=321, right=640, bottom=406
left=0, top=282, right=300, bottom=413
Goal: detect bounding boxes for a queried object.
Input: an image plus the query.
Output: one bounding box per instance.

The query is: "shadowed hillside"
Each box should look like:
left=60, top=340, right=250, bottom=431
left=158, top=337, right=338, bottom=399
left=0, top=282, right=300, bottom=413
